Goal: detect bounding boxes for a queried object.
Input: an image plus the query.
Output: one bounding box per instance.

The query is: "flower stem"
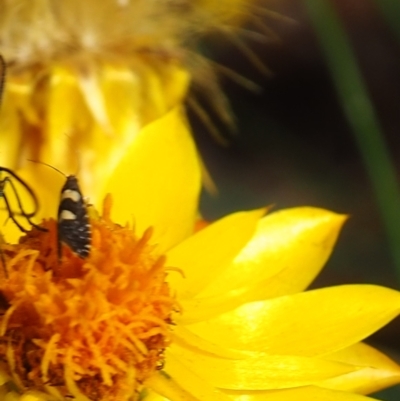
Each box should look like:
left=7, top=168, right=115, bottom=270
left=305, top=0, right=400, bottom=282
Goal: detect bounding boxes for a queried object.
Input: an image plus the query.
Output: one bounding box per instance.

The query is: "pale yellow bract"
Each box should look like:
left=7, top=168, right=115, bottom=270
left=0, top=0, right=258, bottom=202
left=0, top=61, right=190, bottom=204
left=1, top=108, right=400, bottom=401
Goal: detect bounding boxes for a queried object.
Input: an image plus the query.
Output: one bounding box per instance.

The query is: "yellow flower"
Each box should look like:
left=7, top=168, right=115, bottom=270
left=0, top=0, right=260, bottom=201
left=1, top=108, right=400, bottom=401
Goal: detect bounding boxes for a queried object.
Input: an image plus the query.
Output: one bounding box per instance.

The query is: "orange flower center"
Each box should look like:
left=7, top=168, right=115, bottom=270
left=0, top=195, right=176, bottom=401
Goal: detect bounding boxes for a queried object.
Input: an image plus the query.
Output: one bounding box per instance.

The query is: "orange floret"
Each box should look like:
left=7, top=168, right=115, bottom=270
left=0, top=195, right=176, bottom=401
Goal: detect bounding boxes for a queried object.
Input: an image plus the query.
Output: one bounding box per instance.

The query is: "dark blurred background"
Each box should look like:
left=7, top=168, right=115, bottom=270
left=190, top=0, right=400, bottom=399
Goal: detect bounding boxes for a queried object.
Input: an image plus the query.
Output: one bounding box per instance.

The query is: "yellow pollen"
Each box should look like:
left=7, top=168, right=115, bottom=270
left=0, top=195, right=176, bottom=401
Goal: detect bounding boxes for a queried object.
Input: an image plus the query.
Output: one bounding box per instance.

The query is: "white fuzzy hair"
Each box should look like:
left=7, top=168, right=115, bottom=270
left=0, top=0, right=274, bottom=141
left=0, top=0, right=250, bottom=69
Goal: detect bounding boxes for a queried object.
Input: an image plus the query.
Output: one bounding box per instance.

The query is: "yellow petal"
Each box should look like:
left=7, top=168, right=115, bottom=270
left=102, top=106, right=201, bottom=252
left=136, top=62, right=172, bottom=124
left=45, top=65, right=91, bottom=174
left=78, top=64, right=112, bottom=132
left=320, top=342, right=400, bottom=394
left=149, top=360, right=232, bottom=401
left=4, top=392, right=19, bottom=401
left=179, top=207, right=347, bottom=323
left=167, top=208, right=265, bottom=298
left=178, top=287, right=252, bottom=325
left=224, top=385, right=380, bottom=401
left=167, top=345, right=357, bottom=390
left=79, top=62, right=188, bottom=202
left=200, top=207, right=346, bottom=299
left=44, top=64, right=143, bottom=204
left=173, top=326, right=249, bottom=359
left=78, top=64, right=141, bottom=200
left=189, top=285, right=400, bottom=356
left=146, top=372, right=199, bottom=401
left=142, top=389, right=169, bottom=401
left=19, top=393, right=53, bottom=401
left=0, top=89, right=23, bottom=169
left=155, top=63, right=190, bottom=111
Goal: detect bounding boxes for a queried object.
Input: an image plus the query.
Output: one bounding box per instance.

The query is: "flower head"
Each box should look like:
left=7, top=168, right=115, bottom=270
left=1, top=196, right=174, bottom=400
left=1, top=108, right=400, bottom=401
left=0, top=0, right=260, bottom=201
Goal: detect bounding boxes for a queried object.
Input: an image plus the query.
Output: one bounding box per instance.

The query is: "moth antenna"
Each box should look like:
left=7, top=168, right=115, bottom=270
left=27, top=160, right=67, bottom=178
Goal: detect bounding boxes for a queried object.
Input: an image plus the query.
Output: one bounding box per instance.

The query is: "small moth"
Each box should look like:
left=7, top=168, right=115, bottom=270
left=27, top=161, right=91, bottom=260
left=57, top=175, right=91, bottom=259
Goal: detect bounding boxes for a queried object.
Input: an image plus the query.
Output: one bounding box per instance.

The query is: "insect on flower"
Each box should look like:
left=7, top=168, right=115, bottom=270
left=58, top=174, right=92, bottom=259
left=28, top=161, right=92, bottom=259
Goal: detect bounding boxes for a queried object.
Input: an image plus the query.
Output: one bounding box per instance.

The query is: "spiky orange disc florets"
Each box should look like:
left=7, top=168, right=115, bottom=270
left=0, top=196, right=176, bottom=401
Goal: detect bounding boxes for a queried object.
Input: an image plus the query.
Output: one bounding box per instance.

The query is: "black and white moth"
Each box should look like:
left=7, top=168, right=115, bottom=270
left=26, top=160, right=92, bottom=259
left=58, top=175, right=91, bottom=259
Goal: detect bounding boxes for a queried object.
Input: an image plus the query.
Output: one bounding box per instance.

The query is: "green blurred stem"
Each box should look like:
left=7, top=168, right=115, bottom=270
left=305, top=0, right=400, bottom=281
